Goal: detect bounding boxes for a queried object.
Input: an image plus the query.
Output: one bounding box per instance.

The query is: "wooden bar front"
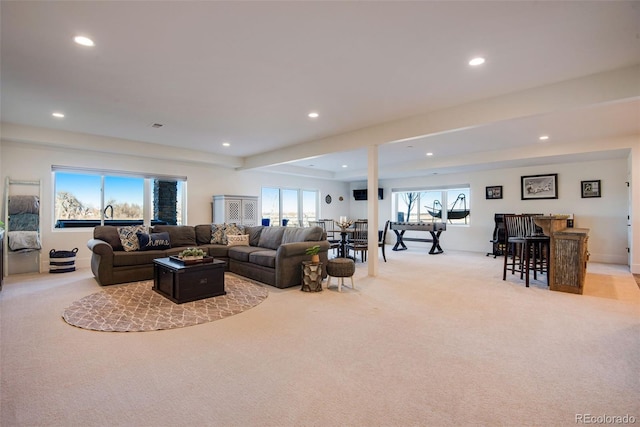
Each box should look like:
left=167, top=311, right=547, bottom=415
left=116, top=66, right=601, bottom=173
left=533, top=216, right=589, bottom=294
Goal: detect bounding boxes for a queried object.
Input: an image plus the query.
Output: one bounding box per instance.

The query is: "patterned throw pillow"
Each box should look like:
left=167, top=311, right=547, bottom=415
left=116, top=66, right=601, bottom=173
left=224, top=223, right=245, bottom=239
left=211, top=224, right=226, bottom=244
left=210, top=223, right=245, bottom=245
left=117, top=225, right=147, bottom=252
left=227, top=234, right=250, bottom=247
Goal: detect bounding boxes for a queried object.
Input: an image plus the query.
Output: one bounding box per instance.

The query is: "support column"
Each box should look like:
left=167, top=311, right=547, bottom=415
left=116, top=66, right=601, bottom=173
left=367, top=145, right=379, bottom=277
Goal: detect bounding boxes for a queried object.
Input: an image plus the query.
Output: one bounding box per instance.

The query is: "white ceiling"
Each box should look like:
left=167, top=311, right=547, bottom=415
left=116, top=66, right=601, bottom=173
left=1, top=1, right=639, bottom=181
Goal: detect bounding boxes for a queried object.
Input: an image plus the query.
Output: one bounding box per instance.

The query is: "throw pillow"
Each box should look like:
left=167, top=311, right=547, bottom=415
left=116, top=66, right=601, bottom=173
left=224, top=223, right=245, bottom=240
left=211, top=224, right=226, bottom=244
left=137, top=232, right=171, bottom=251
left=117, top=225, right=147, bottom=252
left=227, top=234, right=250, bottom=247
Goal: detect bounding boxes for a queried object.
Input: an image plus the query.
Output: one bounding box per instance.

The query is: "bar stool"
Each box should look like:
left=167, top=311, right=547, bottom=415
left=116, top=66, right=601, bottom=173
left=503, top=215, right=549, bottom=287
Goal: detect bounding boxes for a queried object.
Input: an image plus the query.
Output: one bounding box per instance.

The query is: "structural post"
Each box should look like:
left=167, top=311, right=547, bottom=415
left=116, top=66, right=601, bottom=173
left=367, top=145, right=379, bottom=277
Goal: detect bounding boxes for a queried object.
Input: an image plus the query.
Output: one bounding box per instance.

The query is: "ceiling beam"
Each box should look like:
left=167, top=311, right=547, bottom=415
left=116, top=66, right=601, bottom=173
left=1, top=122, right=243, bottom=168
left=239, top=64, right=640, bottom=171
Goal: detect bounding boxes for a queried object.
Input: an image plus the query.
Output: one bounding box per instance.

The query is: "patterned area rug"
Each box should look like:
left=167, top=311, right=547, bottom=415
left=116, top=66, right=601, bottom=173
left=62, top=275, right=268, bottom=332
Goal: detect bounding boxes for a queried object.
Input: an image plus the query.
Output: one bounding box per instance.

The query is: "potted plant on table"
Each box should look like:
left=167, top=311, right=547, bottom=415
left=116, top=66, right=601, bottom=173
left=305, top=244, right=321, bottom=264
left=179, top=247, right=206, bottom=260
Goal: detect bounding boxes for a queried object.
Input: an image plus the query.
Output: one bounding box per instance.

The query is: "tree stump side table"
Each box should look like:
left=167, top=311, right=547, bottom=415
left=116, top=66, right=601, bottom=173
left=301, top=261, right=323, bottom=292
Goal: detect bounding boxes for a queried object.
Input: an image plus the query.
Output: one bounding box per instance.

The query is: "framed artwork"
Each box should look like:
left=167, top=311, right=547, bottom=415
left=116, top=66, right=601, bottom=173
left=581, top=180, right=601, bottom=198
left=485, top=185, right=503, bottom=199
left=521, top=173, right=558, bottom=200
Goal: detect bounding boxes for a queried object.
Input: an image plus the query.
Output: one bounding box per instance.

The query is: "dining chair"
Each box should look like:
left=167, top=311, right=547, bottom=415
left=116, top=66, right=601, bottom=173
left=378, top=220, right=390, bottom=262
left=347, top=220, right=368, bottom=262
left=312, top=220, right=339, bottom=254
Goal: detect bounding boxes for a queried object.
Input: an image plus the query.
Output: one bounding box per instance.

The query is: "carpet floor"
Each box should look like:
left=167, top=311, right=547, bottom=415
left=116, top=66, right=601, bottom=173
left=1, top=250, right=638, bottom=426
left=62, top=274, right=268, bottom=332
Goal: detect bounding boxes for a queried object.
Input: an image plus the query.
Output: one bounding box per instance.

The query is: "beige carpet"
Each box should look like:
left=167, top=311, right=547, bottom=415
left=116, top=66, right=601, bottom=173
left=1, top=250, right=638, bottom=426
left=62, top=275, right=268, bottom=332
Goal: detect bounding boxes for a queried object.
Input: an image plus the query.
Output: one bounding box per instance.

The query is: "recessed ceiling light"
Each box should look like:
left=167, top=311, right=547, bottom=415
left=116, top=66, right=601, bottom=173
left=74, top=36, right=95, bottom=47
left=539, top=135, right=550, bottom=141
left=308, top=112, right=319, bottom=118
left=52, top=112, right=65, bottom=118
left=222, top=142, right=230, bottom=147
left=469, top=57, right=485, bottom=66
left=342, top=164, right=347, bottom=168
left=426, top=152, right=433, bottom=156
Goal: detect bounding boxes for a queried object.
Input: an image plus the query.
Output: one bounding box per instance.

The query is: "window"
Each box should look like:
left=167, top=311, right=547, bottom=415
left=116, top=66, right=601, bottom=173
left=394, top=187, right=470, bottom=225
left=261, top=187, right=319, bottom=227
left=53, top=167, right=186, bottom=228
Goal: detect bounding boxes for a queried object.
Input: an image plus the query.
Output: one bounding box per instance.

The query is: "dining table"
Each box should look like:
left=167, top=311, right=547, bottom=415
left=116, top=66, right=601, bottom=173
left=329, top=228, right=354, bottom=259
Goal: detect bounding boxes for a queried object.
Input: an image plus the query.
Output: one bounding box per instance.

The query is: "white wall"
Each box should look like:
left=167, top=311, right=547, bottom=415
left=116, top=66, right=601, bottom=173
left=1, top=128, right=637, bottom=274
left=0, top=139, right=349, bottom=273
left=349, top=157, right=630, bottom=265
left=631, top=145, right=640, bottom=273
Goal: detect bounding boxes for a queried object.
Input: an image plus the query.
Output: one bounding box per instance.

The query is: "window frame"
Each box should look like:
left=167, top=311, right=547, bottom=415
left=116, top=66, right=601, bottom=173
left=392, top=185, right=470, bottom=225
left=52, top=166, right=187, bottom=230
left=261, top=187, right=319, bottom=227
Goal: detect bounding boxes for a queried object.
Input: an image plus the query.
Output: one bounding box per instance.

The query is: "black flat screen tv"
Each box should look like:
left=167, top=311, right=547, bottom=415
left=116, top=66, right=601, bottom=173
left=353, top=188, right=383, bottom=201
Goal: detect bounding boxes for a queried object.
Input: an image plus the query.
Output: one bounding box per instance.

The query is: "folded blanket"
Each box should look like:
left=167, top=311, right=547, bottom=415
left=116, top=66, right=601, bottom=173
left=8, top=231, right=42, bottom=251
left=9, top=213, right=39, bottom=231
left=9, top=195, right=40, bottom=215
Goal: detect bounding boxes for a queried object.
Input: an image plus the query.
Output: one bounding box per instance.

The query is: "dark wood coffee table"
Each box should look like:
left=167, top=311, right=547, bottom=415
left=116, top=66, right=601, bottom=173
left=153, top=257, right=226, bottom=304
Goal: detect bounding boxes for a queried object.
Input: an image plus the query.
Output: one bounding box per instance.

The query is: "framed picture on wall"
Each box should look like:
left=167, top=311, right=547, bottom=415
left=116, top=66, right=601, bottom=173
left=581, top=180, right=601, bottom=198
left=485, top=186, right=503, bottom=199
left=521, top=173, right=558, bottom=200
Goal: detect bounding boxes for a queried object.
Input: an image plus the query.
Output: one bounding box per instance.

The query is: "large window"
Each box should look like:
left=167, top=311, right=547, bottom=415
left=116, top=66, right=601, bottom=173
left=261, top=187, right=319, bottom=227
left=394, top=187, right=470, bottom=225
left=53, top=167, right=186, bottom=228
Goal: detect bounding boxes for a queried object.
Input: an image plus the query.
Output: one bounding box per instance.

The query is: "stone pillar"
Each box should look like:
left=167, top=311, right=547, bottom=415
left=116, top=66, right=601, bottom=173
left=153, top=180, right=177, bottom=225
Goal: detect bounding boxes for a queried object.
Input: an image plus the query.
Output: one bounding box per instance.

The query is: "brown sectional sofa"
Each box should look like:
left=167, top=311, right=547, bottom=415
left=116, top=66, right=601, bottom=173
left=87, top=224, right=330, bottom=288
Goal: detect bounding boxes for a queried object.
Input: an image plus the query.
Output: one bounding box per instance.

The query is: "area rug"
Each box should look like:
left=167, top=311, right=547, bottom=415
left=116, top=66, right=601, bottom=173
left=62, top=275, right=268, bottom=332
left=635, top=274, right=640, bottom=290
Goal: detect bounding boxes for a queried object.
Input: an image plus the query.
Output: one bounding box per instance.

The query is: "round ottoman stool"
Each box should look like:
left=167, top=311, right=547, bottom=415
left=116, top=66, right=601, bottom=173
left=326, top=258, right=356, bottom=292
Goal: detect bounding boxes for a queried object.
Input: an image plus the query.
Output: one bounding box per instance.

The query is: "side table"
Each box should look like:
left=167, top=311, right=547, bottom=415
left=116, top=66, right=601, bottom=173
left=301, top=261, right=323, bottom=292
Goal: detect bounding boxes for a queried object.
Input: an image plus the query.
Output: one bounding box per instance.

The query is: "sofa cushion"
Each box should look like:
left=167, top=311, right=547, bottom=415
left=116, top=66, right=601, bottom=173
left=137, top=232, right=171, bottom=251
left=281, top=226, right=324, bottom=244
left=245, top=226, right=263, bottom=246
left=257, top=226, right=285, bottom=249
left=94, top=226, right=124, bottom=251
left=152, top=225, right=196, bottom=247
left=195, top=224, right=212, bottom=245
left=228, top=246, right=265, bottom=262
left=196, top=244, right=230, bottom=258
left=249, top=250, right=277, bottom=268
left=117, top=225, right=148, bottom=252
left=113, top=249, right=165, bottom=267
left=227, top=234, right=250, bottom=246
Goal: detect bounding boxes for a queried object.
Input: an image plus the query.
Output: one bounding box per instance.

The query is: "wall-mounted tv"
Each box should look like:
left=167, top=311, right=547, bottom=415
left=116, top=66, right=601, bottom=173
left=353, top=188, right=383, bottom=201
